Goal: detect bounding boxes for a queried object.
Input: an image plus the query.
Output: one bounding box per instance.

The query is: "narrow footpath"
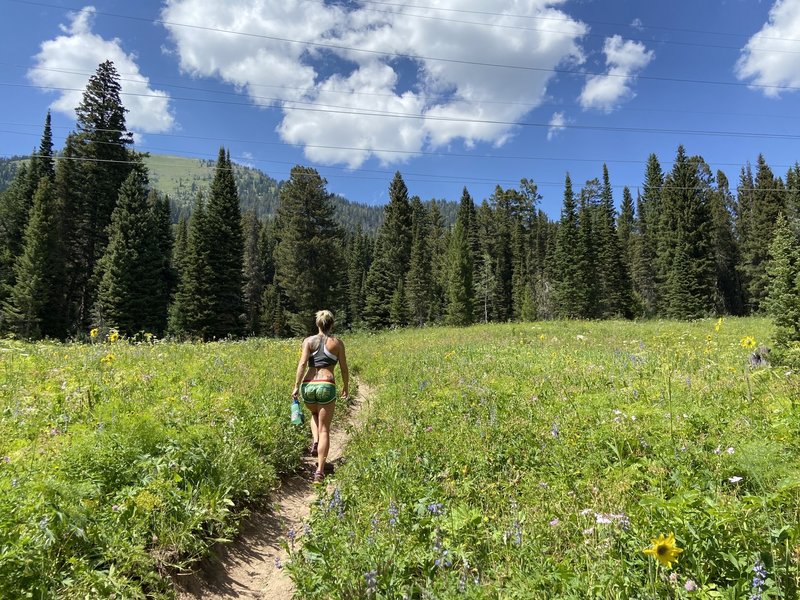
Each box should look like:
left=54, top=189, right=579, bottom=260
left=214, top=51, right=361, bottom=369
left=174, top=384, right=371, bottom=600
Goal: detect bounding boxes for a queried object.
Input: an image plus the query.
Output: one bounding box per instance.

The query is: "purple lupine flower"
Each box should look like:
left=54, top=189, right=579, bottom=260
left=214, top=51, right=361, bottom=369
left=274, top=556, right=283, bottom=570
left=750, top=559, right=767, bottom=600
left=388, top=501, right=398, bottom=526
left=287, top=527, right=296, bottom=550
left=427, top=502, right=444, bottom=515
left=364, top=570, right=377, bottom=594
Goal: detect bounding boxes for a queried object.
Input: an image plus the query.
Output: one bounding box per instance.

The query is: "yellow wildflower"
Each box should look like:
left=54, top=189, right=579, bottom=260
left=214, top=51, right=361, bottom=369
left=90, top=328, right=99, bottom=338
left=643, top=532, right=683, bottom=568
left=740, top=336, right=757, bottom=349
left=714, top=317, right=724, bottom=332
left=108, top=330, right=120, bottom=343
left=100, top=353, right=115, bottom=365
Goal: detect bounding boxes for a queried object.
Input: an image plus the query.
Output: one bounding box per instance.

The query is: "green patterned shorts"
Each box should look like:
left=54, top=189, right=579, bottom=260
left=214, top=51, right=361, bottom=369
left=301, top=381, right=337, bottom=405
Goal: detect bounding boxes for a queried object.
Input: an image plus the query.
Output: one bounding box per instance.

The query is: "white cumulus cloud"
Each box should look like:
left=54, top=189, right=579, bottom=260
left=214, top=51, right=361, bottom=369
left=161, top=0, right=588, bottom=168
left=28, top=6, right=174, bottom=134
left=579, top=35, right=653, bottom=113
left=547, top=111, right=567, bottom=140
left=736, top=0, right=800, bottom=97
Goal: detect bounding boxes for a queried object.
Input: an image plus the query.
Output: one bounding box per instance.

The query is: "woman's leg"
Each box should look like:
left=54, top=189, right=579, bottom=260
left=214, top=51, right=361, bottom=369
left=308, top=407, right=319, bottom=446
left=316, top=401, right=336, bottom=474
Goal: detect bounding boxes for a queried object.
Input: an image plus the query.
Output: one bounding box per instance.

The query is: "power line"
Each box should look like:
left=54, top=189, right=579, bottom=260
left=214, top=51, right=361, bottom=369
left=6, top=81, right=800, bottom=142
left=2, top=152, right=794, bottom=193
left=10, top=62, right=800, bottom=121
left=343, top=0, right=800, bottom=44
left=309, top=0, right=800, bottom=55
left=7, top=0, right=800, bottom=92
left=2, top=122, right=798, bottom=172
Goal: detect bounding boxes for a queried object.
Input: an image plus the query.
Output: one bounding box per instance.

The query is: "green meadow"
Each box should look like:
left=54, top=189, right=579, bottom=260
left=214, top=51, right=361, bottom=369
left=1, top=318, right=798, bottom=598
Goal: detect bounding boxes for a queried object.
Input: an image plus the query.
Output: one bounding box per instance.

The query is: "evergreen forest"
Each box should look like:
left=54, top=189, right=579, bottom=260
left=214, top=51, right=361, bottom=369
left=2, top=60, right=800, bottom=348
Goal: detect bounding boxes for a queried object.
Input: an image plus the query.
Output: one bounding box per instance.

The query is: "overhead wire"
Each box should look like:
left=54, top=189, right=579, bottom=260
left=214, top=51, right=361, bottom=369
left=6, top=0, right=800, bottom=92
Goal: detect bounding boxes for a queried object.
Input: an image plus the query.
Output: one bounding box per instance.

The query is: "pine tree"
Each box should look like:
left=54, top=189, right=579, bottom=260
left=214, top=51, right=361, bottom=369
left=618, top=186, right=635, bottom=275
left=710, top=171, right=744, bottom=315
left=363, top=172, right=413, bottom=328
left=201, top=148, right=245, bottom=338
left=444, top=218, right=474, bottom=326
left=0, top=164, right=33, bottom=316
left=149, top=190, right=174, bottom=336
left=659, top=148, right=716, bottom=318
left=273, top=166, right=342, bottom=335
left=427, top=200, right=447, bottom=323
left=553, top=173, right=583, bottom=318
left=345, top=226, right=371, bottom=328
left=764, top=213, right=800, bottom=347
left=169, top=194, right=214, bottom=338
left=595, top=164, right=632, bottom=318
left=488, top=186, right=514, bottom=321
left=67, top=61, right=135, bottom=330
left=94, top=167, right=167, bottom=335
left=633, top=154, right=663, bottom=315
left=28, top=111, right=56, bottom=187
left=576, top=180, right=600, bottom=318
left=2, top=178, right=63, bottom=339
left=740, top=154, right=787, bottom=312
left=406, top=196, right=433, bottom=326
left=242, top=210, right=265, bottom=335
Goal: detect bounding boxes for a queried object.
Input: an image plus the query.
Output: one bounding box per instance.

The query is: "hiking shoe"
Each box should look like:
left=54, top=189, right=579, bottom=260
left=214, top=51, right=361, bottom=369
left=313, top=471, right=325, bottom=484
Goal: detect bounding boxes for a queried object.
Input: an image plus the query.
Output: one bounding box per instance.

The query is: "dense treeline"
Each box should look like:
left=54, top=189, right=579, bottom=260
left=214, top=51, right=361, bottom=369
left=2, top=61, right=800, bottom=344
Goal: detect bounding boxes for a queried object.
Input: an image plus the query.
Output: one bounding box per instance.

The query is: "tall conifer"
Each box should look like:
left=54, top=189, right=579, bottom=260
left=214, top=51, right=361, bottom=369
left=273, top=166, right=342, bottom=335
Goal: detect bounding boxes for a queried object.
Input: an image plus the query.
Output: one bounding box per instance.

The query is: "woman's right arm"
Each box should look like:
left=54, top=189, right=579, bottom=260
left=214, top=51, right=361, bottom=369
left=338, top=341, right=349, bottom=399
left=292, top=339, right=310, bottom=399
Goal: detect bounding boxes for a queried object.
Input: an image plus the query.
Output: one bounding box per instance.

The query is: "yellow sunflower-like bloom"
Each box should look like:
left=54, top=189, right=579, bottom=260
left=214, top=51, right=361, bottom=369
left=90, top=328, right=99, bottom=338
left=740, top=336, right=757, bottom=349
left=643, top=532, right=683, bottom=568
left=108, top=330, right=120, bottom=343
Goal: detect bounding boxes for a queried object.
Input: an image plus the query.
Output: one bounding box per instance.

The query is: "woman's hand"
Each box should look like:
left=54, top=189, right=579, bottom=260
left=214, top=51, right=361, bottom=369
left=292, top=386, right=299, bottom=399
left=340, top=388, right=349, bottom=400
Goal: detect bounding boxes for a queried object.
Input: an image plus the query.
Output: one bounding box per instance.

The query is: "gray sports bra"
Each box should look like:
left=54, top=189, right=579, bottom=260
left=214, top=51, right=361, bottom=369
left=308, top=335, right=338, bottom=368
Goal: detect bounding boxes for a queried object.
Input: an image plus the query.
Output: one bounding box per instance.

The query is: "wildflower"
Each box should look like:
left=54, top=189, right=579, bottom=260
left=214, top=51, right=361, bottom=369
left=274, top=557, right=282, bottom=570
left=539, top=481, right=549, bottom=489
left=740, top=336, right=757, bottom=349
left=714, top=446, right=722, bottom=455
left=595, top=513, right=612, bottom=525
left=1, top=456, right=9, bottom=464
left=582, top=527, right=594, bottom=535
left=715, top=317, right=723, bottom=332
left=90, top=328, right=99, bottom=338
left=100, top=353, right=115, bottom=365
left=729, top=476, right=743, bottom=483
left=304, top=523, right=311, bottom=536
left=364, top=570, right=377, bottom=594
left=511, top=520, right=522, bottom=546
left=643, top=532, right=683, bottom=568
left=750, top=559, right=767, bottom=600
left=549, top=518, right=560, bottom=527
left=685, top=579, right=697, bottom=591
left=669, top=572, right=679, bottom=585
left=427, top=502, right=444, bottom=516
left=388, top=501, right=399, bottom=526
left=112, top=504, right=120, bottom=511
left=287, top=527, right=296, bottom=550
left=551, top=423, right=559, bottom=438
left=726, top=447, right=735, bottom=455
left=108, top=329, right=120, bottom=343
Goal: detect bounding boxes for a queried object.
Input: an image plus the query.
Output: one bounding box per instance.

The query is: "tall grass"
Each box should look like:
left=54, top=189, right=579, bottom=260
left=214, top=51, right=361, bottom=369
left=290, top=318, right=799, bottom=598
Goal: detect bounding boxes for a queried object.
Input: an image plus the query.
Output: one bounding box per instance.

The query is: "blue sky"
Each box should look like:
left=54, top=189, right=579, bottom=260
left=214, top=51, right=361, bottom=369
left=1, top=0, right=800, bottom=217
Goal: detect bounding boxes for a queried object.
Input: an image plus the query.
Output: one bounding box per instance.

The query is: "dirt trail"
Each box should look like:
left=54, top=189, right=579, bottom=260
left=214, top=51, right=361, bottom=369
left=174, top=384, right=371, bottom=600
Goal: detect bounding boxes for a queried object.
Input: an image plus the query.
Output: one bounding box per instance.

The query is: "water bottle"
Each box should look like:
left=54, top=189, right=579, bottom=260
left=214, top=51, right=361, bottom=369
left=291, top=398, right=304, bottom=425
